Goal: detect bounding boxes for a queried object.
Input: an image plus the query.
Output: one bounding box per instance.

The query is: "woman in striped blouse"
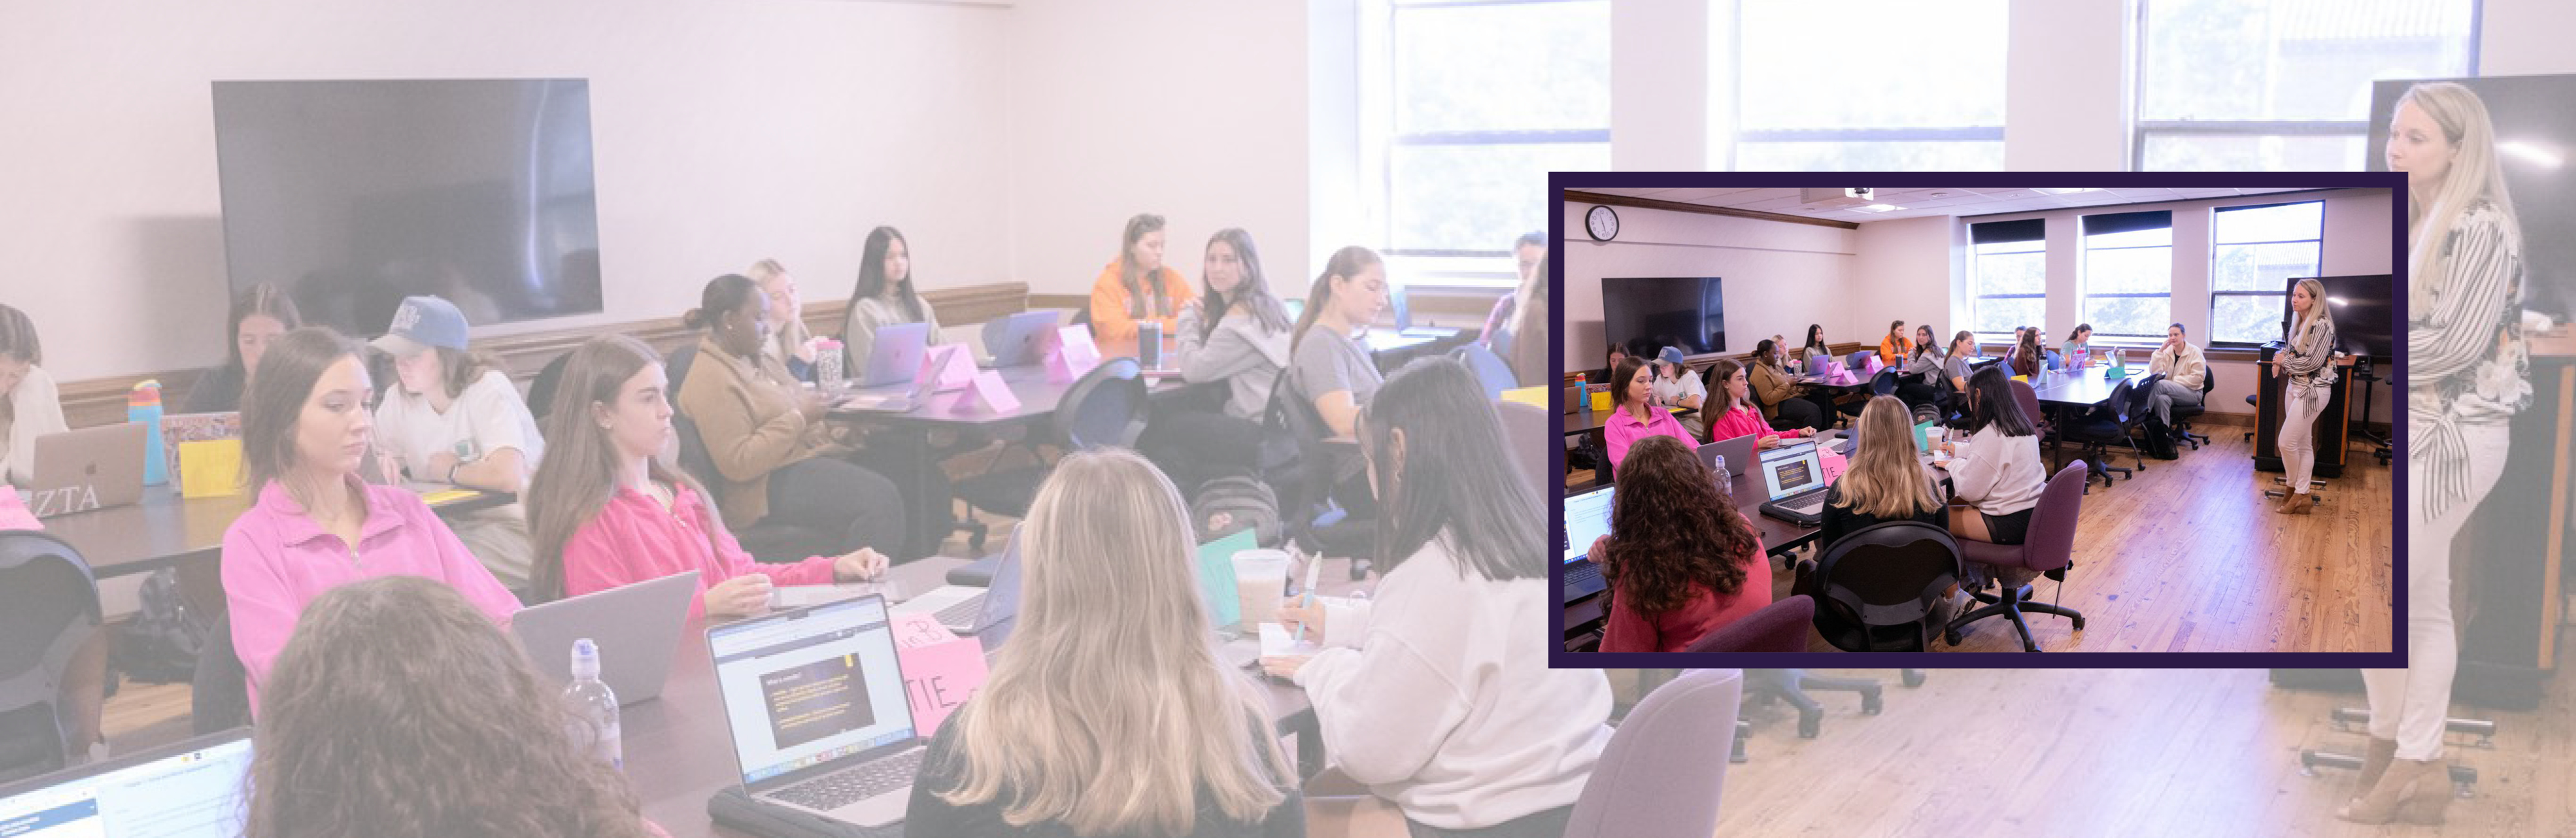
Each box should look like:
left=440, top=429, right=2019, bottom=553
left=2271, top=277, right=2336, bottom=516
left=2338, top=80, right=2528, bottom=827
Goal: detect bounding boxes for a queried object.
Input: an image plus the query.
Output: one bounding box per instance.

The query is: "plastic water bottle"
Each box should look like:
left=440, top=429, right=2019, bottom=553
left=129, top=381, right=166, bottom=486
left=814, top=339, right=845, bottom=386
left=564, top=638, right=622, bottom=771
left=1711, top=454, right=1731, bottom=499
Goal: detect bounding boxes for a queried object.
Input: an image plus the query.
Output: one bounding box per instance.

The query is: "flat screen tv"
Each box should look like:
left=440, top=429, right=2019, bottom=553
left=1601, top=277, right=1725, bottom=356
left=2289, top=274, right=2392, bottom=363
left=212, top=79, right=603, bottom=337
left=2372, top=74, right=2576, bottom=317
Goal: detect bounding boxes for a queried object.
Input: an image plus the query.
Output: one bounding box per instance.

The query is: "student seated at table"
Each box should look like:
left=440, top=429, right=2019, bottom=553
left=1648, top=346, right=1708, bottom=440
left=1584, top=435, right=1772, bottom=653
left=1748, top=339, right=1832, bottom=434
left=368, top=295, right=545, bottom=590
left=1938, top=367, right=2045, bottom=546
left=906, top=449, right=1302, bottom=837
left=1897, top=324, right=1944, bottom=409
left=1703, top=358, right=1812, bottom=449
left=1142, top=228, right=1294, bottom=495
left=242, top=577, right=667, bottom=838
left=1268, top=358, right=1609, bottom=838
left=185, top=284, right=301, bottom=414
left=1877, top=319, right=1914, bottom=367
left=1506, top=254, right=1551, bottom=387
left=1091, top=213, right=1199, bottom=360
left=1941, top=330, right=1978, bottom=395
left=1480, top=231, right=1548, bottom=358
left=2145, top=322, right=2206, bottom=435
left=1289, top=246, right=1391, bottom=441
left=1819, top=396, right=1947, bottom=548
left=2060, top=323, right=2094, bottom=368
left=527, top=335, right=887, bottom=619
left=676, top=274, right=912, bottom=557
left=220, top=328, right=520, bottom=711
left=0, top=303, right=67, bottom=487
left=841, top=226, right=947, bottom=377
left=1602, top=356, right=1692, bottom=478
left=748, top=258, right=820, bottom=383
left=1801, top=324, right=1831, bottom=366
left=2008, top=328, right=2044, bottom=378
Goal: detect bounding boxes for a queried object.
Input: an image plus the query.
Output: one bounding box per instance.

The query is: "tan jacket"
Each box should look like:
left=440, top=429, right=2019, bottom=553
left=677, top=335, right=844, bottom=528
left=2148, top=341, right=2206, bottom=391
left=1747, top=361, right=1804, bottom=421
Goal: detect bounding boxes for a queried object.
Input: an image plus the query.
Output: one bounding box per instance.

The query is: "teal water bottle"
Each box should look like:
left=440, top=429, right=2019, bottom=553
left=130, top=381, right=167, bottom=485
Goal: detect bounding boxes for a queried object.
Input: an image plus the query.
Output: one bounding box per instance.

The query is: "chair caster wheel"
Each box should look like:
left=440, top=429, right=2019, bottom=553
left=1943, top=629, right=1962, bottom=647
left=1861, top=689, right=1884, bottom=716
left=1901, top=670, right=1927, bottom=688
left=1797, top=715, right=1821, bottom=740
left=2070, top=616, right=2087, bottom=631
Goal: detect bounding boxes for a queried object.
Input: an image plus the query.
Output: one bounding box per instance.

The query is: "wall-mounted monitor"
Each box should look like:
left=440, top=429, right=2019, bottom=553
left=1601, top=277, right=1724, bottom=356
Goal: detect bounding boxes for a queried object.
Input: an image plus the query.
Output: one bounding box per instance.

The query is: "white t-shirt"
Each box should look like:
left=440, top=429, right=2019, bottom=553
left=374, top=369, right=545, bottom=482
left=1649, top=369, right=1706, bottom=409
left=1948, top=423, right=2044, bottom=517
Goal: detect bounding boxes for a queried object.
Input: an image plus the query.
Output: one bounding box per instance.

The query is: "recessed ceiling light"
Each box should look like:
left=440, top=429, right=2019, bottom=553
left=2036, top=187, right=2099, bottom=194
left=1855, top=203, right=1904, bottom=212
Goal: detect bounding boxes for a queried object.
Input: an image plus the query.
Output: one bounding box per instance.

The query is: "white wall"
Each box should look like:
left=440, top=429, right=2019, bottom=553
left=1003, top=0, right=1311, bottom=302
left=2003, top=0, right=2128, bottom=171
left=1, top=0, right=1013, bottom=384
left=1852, top=216, right=1964, bottom=343
left=1560, top=202, right=1855, bottom=370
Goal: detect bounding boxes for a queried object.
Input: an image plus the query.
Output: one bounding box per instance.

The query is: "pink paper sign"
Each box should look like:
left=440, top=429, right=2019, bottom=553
left=891, top=613, right=987, bottom=736
left=0, top=489, right=43, bottom=532
left=918, top=344, right=977, bottom=392
left=961, top=370, right=1022, bottom=414
left=1046, top=326, right=1101, bottom=382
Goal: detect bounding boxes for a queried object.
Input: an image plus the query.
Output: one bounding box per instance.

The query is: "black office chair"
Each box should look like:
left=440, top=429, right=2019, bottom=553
left=1803, top=521, right=1965, bottom=653
left=1451, top=344, right=1519, bottom=402
left=526, top=349, right=574, bottom=422
left=0, top=533, right=104, bottom=783
left=953, top=358, right=1151, bottom=521
left=2058, top=377, right=2139, bottom=490
left=1259, top=375, right=1378, bottom=575
left=1868, top=367, right=1898, bottom=398
left=665, top=344, right=846, bottom=563
left=190, top=611, right=249, bottom=736
left=2170, top=367, right=2215, bottom=449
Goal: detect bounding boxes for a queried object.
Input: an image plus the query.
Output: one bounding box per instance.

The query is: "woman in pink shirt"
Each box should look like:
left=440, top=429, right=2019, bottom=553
left=1585, top=434, right=1773, bottom=653
left=1600, top=356, right=1693, bottom=478
left=1700, top=358, right=1813, bottom=451
left=219, top=329, right=520, bottom=711
left=524, top=335, right=887, bottom=619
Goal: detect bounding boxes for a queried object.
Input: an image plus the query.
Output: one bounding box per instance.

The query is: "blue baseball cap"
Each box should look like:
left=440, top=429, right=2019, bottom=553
left=370, top=295, right=470, bottom=357
left=1658, top=346, right=1689, bottom=366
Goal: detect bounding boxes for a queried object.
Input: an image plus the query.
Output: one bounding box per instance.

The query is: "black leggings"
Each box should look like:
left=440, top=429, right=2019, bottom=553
left=1139, top=410, right=1264, bottom=495
left=1896, top=380, right=1939, bottom=409
left=1773, top=397, right=1829, bottom=433
left=1407, top=805, right=1575, bottom=838
left=764, top=456, right=908, bottom=559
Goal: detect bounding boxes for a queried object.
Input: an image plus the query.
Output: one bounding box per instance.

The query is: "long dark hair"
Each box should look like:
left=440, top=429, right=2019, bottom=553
left=0, top=304, right=39, bottom=427
left=1290, top=246, right=1382, bottom=354
left=1602, top=435, right=1758, bottom=614
left=1119, top=214, right=1174, bottom=319
left=1962, top=366, right=2037, bottom=438
left=221, top=284, right=302, bottom=384
left=1804, top=324, right=1827, bottom=355
left=849, top=226, right=928, bottom=323
left=242, top=328, right=366, bottom=495
left=524, top=335, right=714, bottom=602
left=243, top=577, right=652, bottom=838
left=1198, top=228, right=1292, bottom=340
left=1359, top=358, right=1542, bottom=580
left=1609, top=357, right=1651, bottom=409
left=2065, top=323, right=2092, bottom=344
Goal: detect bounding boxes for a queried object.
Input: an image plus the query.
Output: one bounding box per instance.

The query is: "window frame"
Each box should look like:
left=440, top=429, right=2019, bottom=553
left=1729, top=0, right=2006, bottom=171
left=2208, top=200, right=2326, bottom=349
left=2127, top=0, right=2484, bottom=171
left=1970, top=236, right=2047, bottom=343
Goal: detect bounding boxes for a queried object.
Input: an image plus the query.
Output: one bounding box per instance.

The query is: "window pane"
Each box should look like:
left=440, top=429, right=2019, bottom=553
left=2214, top=242, right=2322, bottom=292
left=2085, top=227, right=2172, bottom=249
left=2087, top=247, right=2172, bottom=295
left=1976, top=252, right=2045, bottom=296
left=2215, top=201, right=2325, bottom=243
left=1734, top=141, right=2005, bottom=172
left=1390, top=142, right=1609, bottom=252
left=1975, top=297, right=2043, bottom=336
left=1738, top=0, right=2005, bottom=129
left=2140, top=133, right=2367, bottom=171
left=1394, top=1, right=1610, bottom=134
left=2140, top=0, right=2475, bottom=122
left=1976, top=240, right=2045, bottom=256
left=2213, top=293, right=2288, bottom=344
left=2085, top=295, right=2172, bottom=337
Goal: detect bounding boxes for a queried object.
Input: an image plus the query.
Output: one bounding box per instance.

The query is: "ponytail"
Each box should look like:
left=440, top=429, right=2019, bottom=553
left=1291, top=246, right=1381, bottom=354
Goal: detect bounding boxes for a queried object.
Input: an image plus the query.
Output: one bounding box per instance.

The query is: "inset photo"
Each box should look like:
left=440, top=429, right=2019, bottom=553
left=1553, top=174, right=2404, bottom=663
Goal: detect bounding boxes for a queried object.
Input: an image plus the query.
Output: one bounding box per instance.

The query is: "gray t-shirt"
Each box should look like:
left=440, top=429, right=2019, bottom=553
left=1942, top=353, right=1972, bottom=384
left=1291, top=327, right=1383, bottom=409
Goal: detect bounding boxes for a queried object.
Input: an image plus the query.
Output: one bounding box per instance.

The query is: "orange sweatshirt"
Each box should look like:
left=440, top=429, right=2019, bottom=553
left=1088, top=259, right=1197, bottom=360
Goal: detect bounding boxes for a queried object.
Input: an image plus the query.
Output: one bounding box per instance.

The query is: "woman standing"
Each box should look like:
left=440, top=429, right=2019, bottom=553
left=2273, top=278, right=2337, bottom=516
left=2339, top=80, right=2527, bottom=826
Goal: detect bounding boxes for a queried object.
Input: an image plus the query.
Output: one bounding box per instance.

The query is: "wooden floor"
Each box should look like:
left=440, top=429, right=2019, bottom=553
left=1667, top=649, right=2576, bottom=837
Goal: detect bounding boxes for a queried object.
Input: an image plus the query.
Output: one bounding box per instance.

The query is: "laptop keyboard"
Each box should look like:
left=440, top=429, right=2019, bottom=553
left=1565, top=561, right=1602, bottom=591
left=1781, top=492, right=1827, bottom=516
left=935, top=594, right=987, bottom=629
left=772, top=750, right=925, bottom=812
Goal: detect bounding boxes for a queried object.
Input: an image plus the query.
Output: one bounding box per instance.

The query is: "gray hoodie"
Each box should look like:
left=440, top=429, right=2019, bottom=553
left=1177, top=302, right=1294, bottom=420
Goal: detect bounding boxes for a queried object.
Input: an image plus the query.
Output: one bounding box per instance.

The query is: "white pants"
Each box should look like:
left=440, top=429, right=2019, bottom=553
left=2278, top=384, right=2325, bottom=494
left=2364, top=423, right=2508, bottom=761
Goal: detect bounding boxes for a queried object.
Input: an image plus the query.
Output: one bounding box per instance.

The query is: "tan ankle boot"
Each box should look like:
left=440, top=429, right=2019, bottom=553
left=2353, top=738, right=2398, bottom=796
left=2287, top=494, right=2314, bottom=514
left=2338, top=757, right=2450, bottom=825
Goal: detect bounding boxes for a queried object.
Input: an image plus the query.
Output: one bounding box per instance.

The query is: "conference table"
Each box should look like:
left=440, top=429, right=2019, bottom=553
left=2021, top=365, right=2155, bottom=473
left=629, top=557, right=1325, bottom=838
left=45, top=482, right=514, bottom=581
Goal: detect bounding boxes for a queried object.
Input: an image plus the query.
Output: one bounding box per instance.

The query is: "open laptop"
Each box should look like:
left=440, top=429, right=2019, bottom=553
left=978, top=311, right=1061, bottom=368
left=1560, top=484, right=1614, bottom=603
left=852, top=322, right=929, bottom=389
left=837, top=366, right=931, bottom=413
left=709, top=594, right=924, bottom=830
left=887, top=525, right=1024, bottom=640
left=1386, top=286, right=1461, bottom=339
left=511, top=570, right=699, bottom=706
left=20, top=423, right=147, bottom=518
left=1845, top=350, right=1875, bottom=372
left=1755, top=442, right=1832, bottom=526
left=0, top=729, right=252, bottom=836
left=1699, top=433, right=1756, bottom=485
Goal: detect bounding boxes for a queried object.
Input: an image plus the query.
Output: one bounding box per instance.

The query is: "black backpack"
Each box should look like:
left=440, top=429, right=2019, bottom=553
left=1191, top=474, right=1283, bottom=548
left=112, top=568, right=207, bottom=685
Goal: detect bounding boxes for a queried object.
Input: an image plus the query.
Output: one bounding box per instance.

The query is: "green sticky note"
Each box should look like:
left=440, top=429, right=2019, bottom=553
left=1197, top=529, right=1258, bottom=628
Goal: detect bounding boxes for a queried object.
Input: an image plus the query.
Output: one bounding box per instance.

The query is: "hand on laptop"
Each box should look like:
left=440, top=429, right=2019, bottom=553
left=833, top=548, right=889, bottom=583
left=1586, top=535, right=1609, bottom=567
left=705, top=573, right=776, bottom=617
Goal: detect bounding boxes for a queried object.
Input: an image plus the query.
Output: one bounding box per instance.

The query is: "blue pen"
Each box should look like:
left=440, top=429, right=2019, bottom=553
left=1295, top=552, right=1323, bottom=645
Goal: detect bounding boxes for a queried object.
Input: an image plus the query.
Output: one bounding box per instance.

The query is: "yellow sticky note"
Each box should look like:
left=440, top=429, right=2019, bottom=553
left=2011, top=375, right=2029, bottom=382
left=416, top=489, right=478, bottom=507
left=1589, top=391, right=1611, bottom=412
left=1501, top=386, right=1549, bottom=408
left=178, top=439, right=245, bottom=499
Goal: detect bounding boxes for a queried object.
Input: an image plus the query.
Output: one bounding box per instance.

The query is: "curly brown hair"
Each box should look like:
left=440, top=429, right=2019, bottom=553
left=1600, top=435, right=1761, bottom=617
left=243, top=577, right=654, bottom=838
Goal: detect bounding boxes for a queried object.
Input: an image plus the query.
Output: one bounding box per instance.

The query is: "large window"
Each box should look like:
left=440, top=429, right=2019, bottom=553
left=1365, top=0, right=1607, bottom=279
left=2134, top=0, right=2479, bottom=171
left=1970, top=219, right=2045, bottom=339
left=2081, top=211, right=2174, bottom=339
left=2211, top=201, right=2325, bottom=345
left=1732, top=0, right=2006, bottom=171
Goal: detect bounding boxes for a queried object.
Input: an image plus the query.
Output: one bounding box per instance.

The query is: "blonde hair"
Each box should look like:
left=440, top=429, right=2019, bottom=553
left=1832, top=396, right=1942, bottom=520
left=933, top=449, right=1291, bottom=833
left=2290, top=277, right=2334, bottom=346
left=746, top=258, right=811, bottom=361
left=2397, top=82, right=2523, bottom=313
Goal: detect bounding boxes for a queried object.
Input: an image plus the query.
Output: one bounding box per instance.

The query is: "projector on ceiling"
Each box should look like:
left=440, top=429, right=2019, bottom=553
left=1801, top=187, right=1875, bottom=209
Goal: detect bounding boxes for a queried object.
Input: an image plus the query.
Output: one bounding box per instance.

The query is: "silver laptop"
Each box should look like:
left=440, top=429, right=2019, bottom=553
left=1699, top=433, right=1756, bottom=483
left=889, top=525, right=1024, bottom=641
left=853, top=322, right=929, bottom=389
left=22, top=423, right=148, bottom=517
left=511, top=570, right=699, bottom=706
left=0, top=729, right=254, bottom=835
left=837, top=366, right=930, bottom=413
left=709, top=594, right=925, bottom=829
left=979, top=311, right=1061, bottom=368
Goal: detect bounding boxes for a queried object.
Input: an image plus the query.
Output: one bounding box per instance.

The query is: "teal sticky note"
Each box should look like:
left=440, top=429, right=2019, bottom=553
left=1196, top=529, right=1258, bottom=628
